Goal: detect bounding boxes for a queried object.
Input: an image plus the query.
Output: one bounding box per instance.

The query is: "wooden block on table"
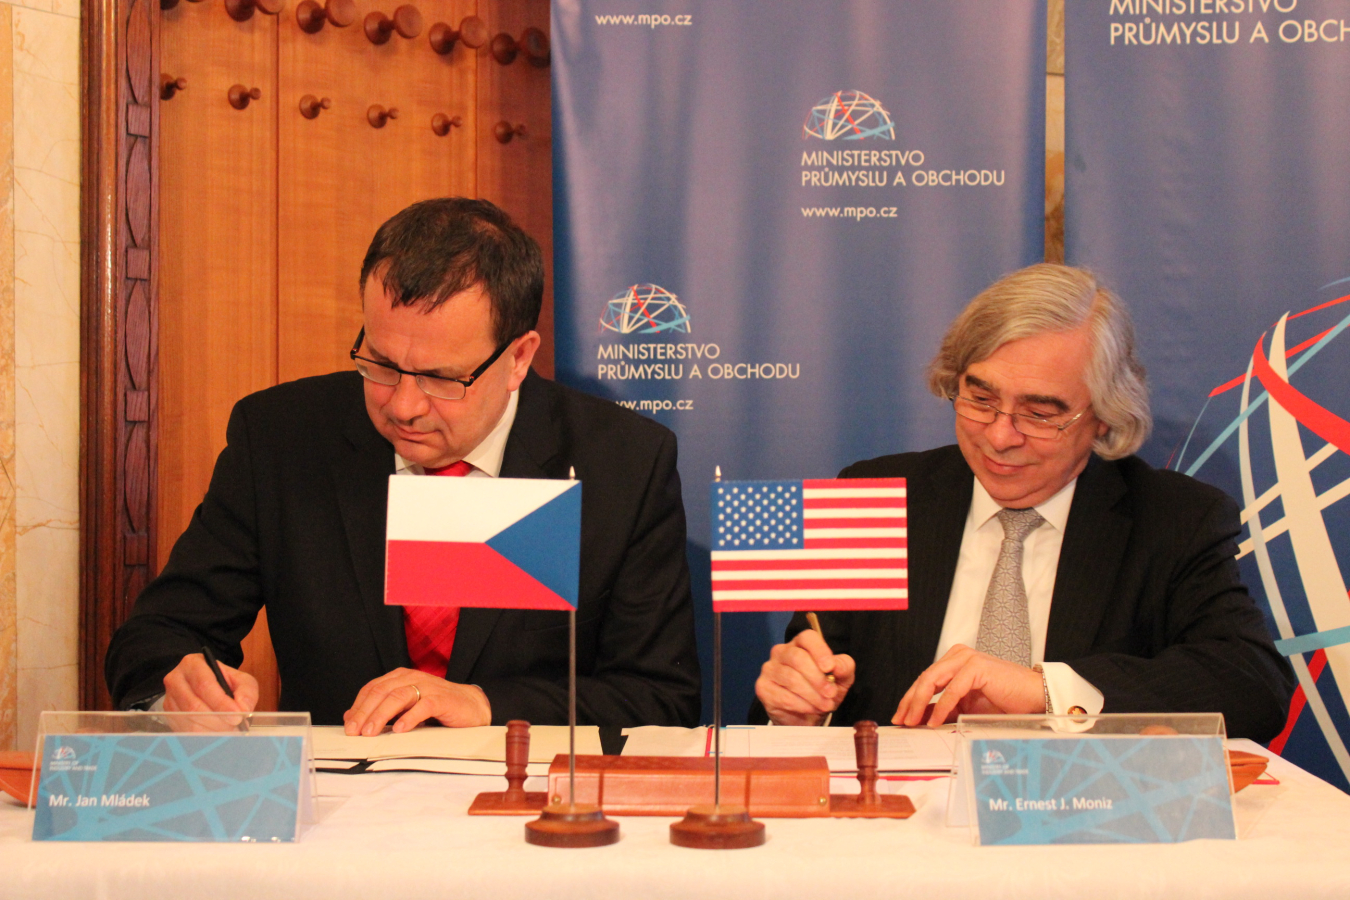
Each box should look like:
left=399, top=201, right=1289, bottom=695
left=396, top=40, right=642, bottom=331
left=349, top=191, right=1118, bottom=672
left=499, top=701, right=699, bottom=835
left=546, top=755, right=832, bottom=817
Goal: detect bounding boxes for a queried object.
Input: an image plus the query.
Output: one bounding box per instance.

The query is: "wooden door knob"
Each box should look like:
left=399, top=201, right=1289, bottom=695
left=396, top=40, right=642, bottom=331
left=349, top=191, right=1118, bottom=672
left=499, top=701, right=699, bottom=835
left=364, top=5, right=422, bottom=44
left=367, top=104, right=399, bottom=128
left=299, top=94, right=332, bottom=118
left=494, top=121, right=526, bottom=144
left=228, top=84, right=262, bottom=110
left=428, top=15, right=487, bottom=55
left=491, top=27, right=550, bottom=67
left=160, top=75, right=187, bottom=101
left=296, top=0, right=355, bottom=33
left=431, top=113, right=461, bottom=136
left=225, top=0, right=284, bottom=23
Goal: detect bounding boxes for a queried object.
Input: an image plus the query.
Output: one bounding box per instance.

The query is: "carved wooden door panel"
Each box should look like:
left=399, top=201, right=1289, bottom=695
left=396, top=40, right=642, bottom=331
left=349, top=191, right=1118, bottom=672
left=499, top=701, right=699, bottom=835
left=277, top=0, right=480, bottom=382
left=158, top=0, right=282, bottom=708
left=477, top=0, right=552, bottom=375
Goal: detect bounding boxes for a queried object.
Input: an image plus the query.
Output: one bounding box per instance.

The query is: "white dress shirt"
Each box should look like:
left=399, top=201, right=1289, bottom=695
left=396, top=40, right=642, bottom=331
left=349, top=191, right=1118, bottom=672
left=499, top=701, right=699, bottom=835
left=933, top=477, right=1104, bottom=715
left=394, top=388, right=519, bottom=479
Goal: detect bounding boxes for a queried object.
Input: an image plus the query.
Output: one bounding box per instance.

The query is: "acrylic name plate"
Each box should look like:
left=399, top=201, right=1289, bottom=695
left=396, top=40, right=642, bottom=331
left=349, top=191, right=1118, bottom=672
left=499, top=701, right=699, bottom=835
left=31, top=711, right=313, bottom=843
left=953, top=713, right=1236, bottom=845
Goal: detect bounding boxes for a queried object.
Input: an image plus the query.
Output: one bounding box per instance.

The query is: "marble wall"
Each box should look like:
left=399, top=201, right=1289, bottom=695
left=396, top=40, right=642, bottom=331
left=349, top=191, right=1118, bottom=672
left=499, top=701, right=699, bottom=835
left=0, top=0, right=80, bottom=753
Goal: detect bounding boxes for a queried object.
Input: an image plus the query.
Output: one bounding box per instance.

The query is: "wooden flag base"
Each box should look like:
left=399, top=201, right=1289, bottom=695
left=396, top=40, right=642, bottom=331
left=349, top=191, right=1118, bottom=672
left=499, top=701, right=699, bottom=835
left=669, top=805, right=766, bottom=849
left=468, top=720, right=549, bottom=815
left=525, top=803, right=620, bottom=847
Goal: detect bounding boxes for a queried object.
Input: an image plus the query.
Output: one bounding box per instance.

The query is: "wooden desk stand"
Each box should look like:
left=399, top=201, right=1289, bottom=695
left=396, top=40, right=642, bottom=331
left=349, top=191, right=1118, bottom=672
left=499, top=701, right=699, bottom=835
left=467, top=720, right=548, bottom=815
left=548, top=754, right=831, bottom=817
left=828, top=721, right=916, bottom=819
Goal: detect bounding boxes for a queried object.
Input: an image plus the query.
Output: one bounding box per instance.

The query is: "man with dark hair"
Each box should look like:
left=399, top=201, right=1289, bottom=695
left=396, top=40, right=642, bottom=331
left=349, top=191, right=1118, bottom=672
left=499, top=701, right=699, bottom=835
left=106, top=198, right=702, bottom=732
left=753, top=264, right=1293, bottom=741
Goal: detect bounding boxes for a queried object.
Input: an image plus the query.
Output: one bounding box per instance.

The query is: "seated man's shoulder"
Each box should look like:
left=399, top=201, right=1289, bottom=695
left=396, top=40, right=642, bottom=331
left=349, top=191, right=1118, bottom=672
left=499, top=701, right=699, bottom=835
left=1102, top=454, right=1239, bottom=524
left=233, top=370, right=361, bottom=424
left=538, top=376, right=676, bottom=451
left=838, top=444, right=962, bottom=480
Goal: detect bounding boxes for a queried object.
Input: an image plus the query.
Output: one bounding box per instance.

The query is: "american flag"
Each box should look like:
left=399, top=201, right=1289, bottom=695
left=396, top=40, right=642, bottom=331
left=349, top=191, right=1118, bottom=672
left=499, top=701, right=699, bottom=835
left=710, top=478, right=908, bottom=612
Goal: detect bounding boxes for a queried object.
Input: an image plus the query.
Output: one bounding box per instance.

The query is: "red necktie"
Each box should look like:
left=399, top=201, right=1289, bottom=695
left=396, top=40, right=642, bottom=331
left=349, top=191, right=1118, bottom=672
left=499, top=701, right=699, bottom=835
left=402, top=459, right=472, bottom=677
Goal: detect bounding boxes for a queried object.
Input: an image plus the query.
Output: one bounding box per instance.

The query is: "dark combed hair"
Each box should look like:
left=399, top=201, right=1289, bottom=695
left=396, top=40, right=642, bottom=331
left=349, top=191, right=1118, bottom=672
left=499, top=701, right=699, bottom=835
left=359, top=197, right=544, bottom=345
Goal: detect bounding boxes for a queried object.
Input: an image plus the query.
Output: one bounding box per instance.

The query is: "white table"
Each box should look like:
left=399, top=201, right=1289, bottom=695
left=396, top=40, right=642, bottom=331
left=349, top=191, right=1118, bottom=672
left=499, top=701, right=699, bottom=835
left=2, top=741, right=1348, bottom=900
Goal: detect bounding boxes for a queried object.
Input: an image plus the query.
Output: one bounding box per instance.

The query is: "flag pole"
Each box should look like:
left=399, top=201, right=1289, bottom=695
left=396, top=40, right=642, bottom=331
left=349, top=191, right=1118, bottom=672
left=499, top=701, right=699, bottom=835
left=524, top=465, right=619, bottom=847
left=668, top=465, right=764, bottom=848
left=568, top=465, right=577, bottom=807
left=713, top=465, right=722, bottom=811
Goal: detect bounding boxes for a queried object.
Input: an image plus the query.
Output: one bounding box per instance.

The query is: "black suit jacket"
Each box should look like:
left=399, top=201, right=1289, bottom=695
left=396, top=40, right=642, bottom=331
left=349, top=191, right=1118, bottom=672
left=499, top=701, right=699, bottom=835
left=106, top=370, right=702, bottom=727
left=754, top=445, right=1294, bottom=742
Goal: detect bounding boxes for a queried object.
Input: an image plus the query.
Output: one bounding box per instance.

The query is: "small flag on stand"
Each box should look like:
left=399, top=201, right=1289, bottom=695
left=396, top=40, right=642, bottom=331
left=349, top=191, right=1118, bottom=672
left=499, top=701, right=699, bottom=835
left=385, top=476, right=580, bottom=610
left=710, top=478, right=907, bottom=612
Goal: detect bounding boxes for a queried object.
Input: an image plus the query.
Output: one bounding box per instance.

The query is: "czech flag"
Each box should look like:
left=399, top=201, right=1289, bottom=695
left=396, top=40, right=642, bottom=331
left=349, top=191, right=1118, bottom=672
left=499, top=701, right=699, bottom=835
left=384, top=476, right=580, bottom=610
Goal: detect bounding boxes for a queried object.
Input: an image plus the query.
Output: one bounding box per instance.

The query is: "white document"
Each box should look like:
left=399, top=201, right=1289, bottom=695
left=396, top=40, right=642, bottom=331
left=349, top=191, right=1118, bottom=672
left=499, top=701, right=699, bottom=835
left=621, top=725, right=956, bottom=772
left=310, top=724, right=601, bottom=764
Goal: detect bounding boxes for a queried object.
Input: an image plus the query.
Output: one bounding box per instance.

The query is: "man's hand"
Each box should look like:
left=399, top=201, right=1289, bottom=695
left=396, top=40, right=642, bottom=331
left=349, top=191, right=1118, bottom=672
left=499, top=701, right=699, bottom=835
left=755, top=630, right=856, bottom=726
left=343, top=668, right=491, bottom=736
left=892, top=644, right=1044, bottom=727
left=163, top=653, right=259, bottom=715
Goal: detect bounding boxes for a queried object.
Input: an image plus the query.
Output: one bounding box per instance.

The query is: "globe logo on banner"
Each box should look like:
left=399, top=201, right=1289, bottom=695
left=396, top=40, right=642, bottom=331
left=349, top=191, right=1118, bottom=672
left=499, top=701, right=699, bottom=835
left=599, top=283, right=691, bottom=334
left=1173, top=288, right=1350, bottom=789
left=802, top=90, right=895, bottom=141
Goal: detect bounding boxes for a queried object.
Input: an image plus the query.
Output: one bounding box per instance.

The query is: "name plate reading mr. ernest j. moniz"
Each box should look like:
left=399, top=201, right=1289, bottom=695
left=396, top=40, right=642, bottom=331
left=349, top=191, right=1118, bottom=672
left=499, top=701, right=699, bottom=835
left=969, top=734, right=1236, bottom=845
left=33, top=731, right=307, bottom=843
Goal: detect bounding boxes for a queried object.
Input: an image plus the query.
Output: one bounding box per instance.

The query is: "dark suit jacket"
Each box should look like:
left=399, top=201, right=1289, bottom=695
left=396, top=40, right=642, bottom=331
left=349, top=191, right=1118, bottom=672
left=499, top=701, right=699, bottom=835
left=106, top=370, right=702, bottom=727
left=753, top=445, right=1294, bottom=742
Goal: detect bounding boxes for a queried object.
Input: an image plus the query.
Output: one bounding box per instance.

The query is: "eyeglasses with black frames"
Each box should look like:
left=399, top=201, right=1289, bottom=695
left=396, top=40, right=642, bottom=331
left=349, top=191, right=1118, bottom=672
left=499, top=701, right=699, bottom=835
left=952, top=396, right=1089, bottom=441
left=350, top=327, right=512, bottom=401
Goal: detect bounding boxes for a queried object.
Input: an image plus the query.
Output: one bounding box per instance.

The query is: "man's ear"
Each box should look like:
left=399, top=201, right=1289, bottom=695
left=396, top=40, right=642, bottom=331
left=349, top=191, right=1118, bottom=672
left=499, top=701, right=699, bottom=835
left=506, top=331, right=541, bottom=389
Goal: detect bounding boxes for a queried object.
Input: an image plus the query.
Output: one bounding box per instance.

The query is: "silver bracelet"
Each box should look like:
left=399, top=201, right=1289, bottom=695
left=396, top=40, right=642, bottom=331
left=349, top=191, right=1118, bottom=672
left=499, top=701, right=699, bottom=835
left=1033, top=663, right=1053, bottom=715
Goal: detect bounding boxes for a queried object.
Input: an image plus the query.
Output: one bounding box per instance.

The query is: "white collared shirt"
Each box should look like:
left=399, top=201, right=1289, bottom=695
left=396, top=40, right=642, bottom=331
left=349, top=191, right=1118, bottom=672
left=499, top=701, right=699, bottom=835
left=934, top=476, right=1104, bottom=715
left=394, top=388, right=519, bottom=479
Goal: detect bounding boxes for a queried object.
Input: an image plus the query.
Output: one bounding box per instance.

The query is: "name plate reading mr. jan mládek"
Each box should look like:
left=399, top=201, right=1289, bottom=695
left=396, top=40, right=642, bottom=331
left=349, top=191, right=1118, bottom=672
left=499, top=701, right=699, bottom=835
left=969, top=734, right=1236, bottom=845
left=33, top=731, right=308, bottom=842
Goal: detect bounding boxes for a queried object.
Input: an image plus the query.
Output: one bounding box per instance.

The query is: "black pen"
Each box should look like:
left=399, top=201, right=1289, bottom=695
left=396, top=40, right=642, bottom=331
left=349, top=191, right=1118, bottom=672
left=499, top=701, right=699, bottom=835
left=201, top=645, right=236, bottom=699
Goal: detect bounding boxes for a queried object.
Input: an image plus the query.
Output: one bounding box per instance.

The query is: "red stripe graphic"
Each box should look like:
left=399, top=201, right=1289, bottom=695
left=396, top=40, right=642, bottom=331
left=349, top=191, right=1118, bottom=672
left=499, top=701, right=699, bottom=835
left=805, top=497, right=906, bottom=509
left=803, top=478, right=906, bottom=489
left=712, top=558, right=904, bottom=571
left=715, top=597, right=909, bottom=612
left=804, top=538, right=907, bottom=549
left=712, top=578, right=909, bottom=592
left=385, top=540, right=574, bottom=610
left=802, top=517, right=905, bottom=529
left=1269, top=648, right=1329, bottom=757
left=1251, top=334, right=1350, bottom=456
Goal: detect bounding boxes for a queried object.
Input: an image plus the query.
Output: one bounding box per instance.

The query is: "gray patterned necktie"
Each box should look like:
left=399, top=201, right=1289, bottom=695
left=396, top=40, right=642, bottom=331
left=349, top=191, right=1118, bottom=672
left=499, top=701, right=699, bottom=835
left=975, top=507, right=1045, bottom=666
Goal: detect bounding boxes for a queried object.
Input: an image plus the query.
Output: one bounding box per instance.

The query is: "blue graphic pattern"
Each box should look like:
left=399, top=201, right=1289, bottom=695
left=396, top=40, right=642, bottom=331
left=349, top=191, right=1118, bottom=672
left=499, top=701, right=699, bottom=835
left=34, top=734, right=303, bottom=842
left=972, top=737, right=1235, bottom=844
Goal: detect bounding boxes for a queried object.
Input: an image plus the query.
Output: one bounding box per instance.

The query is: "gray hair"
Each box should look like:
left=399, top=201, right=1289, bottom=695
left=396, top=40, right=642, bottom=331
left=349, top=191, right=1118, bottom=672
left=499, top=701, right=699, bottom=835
left=926, top=263, right=1151, bottom=460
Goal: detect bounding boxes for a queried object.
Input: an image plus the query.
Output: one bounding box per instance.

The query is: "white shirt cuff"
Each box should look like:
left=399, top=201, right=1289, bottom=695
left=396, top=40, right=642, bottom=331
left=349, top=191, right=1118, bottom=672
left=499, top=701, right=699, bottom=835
left=1041, top=662, right=1104, bottom=715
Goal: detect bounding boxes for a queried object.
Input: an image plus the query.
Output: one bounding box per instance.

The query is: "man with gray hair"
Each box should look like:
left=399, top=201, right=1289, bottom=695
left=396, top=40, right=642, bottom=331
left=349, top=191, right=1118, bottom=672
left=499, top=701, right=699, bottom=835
left=753, top=264, right=1294, bottom=740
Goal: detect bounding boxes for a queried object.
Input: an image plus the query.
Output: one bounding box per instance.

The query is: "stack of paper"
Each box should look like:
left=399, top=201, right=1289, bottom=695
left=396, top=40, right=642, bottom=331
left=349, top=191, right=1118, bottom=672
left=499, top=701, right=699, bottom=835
left=312, top=725, right=602, bottom=776
left=620, top=725, right=957, bottom=773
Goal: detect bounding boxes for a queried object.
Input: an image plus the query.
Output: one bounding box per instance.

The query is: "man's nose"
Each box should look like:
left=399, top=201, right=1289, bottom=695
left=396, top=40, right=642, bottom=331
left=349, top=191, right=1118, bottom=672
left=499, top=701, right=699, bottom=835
left=386, top=373, right=430, bottom=421
left=984, top=410, right=1027, bottom=451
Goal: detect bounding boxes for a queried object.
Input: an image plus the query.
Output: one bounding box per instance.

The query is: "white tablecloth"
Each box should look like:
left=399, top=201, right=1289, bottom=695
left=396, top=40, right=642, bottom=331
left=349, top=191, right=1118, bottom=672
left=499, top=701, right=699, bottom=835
left=2, top=741, right=1348, bottom=900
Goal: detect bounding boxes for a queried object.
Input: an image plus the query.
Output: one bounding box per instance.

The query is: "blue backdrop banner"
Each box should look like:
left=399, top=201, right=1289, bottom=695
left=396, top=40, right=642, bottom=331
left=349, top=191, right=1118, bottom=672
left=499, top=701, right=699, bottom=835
left=553, top=0, right=1046, bottom=721
left=1066, top=0, right=1350, bottom=790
